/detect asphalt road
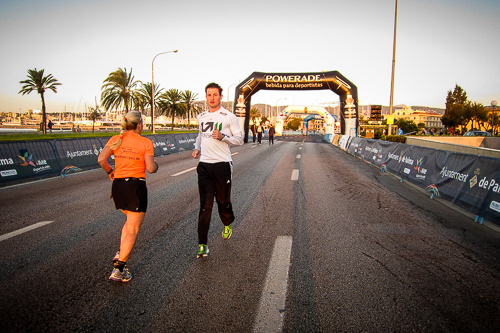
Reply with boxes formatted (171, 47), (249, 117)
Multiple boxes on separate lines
(1, 135), (499, 332)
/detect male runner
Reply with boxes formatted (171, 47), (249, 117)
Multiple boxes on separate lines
(192, 82), (243, 258)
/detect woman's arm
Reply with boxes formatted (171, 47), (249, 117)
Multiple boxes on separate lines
(98, 146), (115, 180)
(145, 155), (158, 174)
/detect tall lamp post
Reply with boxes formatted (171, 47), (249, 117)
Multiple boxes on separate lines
(388, 0), (398, 135)
(227, 83), (238, 112)
(492, 100), (498, 135)
(151, 50), (178, 134)
(276, 98), (287, 120)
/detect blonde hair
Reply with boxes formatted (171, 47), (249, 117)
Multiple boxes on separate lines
(109, 111), (142, 151)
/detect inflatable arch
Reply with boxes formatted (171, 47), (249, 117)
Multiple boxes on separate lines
(233, 71), (358, 143)
(275, 106), (340, 136)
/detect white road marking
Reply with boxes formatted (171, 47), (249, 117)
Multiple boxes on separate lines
(0, 221), (54, 242)
(171, 167), (196, 176)
(296, 154), (301, 159)
(231, 152), (239, 156)
(299, 147), (302, 150)
(253, 236), (293, 333)
(291, 169), (299, 181)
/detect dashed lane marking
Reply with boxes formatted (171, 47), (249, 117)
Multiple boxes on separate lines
(171, 167), (196, 176)
(291, 169), (299, 181)
(253, 236), (293, 333)
(0, 221), (54, 242)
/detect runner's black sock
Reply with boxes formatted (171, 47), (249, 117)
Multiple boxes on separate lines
(114, 261), (126, 272)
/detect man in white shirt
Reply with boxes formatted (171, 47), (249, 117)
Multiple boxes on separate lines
(192, 82), (243, 258)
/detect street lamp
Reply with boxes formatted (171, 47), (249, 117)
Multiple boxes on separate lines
(492, 100), (497, 135)
(276, 98), (287, 120)
(152, 50), (178, 134)
(227, 83), (238, 112)
(388, 0), (398, 135)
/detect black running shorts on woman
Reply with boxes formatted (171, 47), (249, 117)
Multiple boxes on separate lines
(112, 178), (148, 213)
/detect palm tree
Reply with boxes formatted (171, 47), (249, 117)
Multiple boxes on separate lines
(101, 68), (141, 114)
(18, 68), (61, 134)
(160, 89), (185, 131)
(250, 107), (261, 124)
(181, 90), (202, 130)
(138, 82), (164, 129)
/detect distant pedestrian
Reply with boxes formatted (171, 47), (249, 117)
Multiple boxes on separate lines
(48, 120), (53, 133)
(268, 124), (275, 145)
(192, 82), (243, 258)
(251, 123), (257, 143)
(98, 110), (159, 282)
(257, 123), (263, 144)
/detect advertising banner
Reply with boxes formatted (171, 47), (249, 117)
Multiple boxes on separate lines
(143, 135), (163, 157)
(54, 138), (105, 174)
(340, 135), (352, 151)
(174, 133), (197, 153)
(345, 138), (500, 224)
(0, 140), (61, 183)
(154, 134), (180, 155)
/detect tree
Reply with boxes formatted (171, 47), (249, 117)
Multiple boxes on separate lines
(442, 84), (469, 131)
(181, 90), (202, 130)
(468, 102), (488, 131)
(396, 119), (418, 134)
(101, 68), (141, 114)
(88, 98), (102, 133)
(160, 89), (184, 130)
(286, 118), (301, 131)
(250, 108), (261, 124)
(138, 82), (164, 128)
(18, 68), (61, 134)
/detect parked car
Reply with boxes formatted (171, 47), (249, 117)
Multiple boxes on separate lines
(463, 130), (492, 137)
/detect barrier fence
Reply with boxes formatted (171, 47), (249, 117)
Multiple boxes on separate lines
(0, 133), (198, 187)
(331, 134), (500, 225)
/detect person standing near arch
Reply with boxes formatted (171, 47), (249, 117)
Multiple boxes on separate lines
(192, 82), (243, 258)
(257, 122), (263, 145)
(251, 122), (257, 143)
(268, 123), (275, 145)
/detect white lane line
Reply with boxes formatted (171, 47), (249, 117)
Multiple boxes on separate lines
(299, 147), (302, 150)
(0, 221), (54, 242)
(253, 236), (293, 333)
(291, 169), (299, 181)
(296, 154), (301, 159)
(231, 152), (239, 156)
(171, 167), (196, 177)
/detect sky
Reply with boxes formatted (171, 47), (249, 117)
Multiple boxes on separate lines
(0, 0), (499, 114)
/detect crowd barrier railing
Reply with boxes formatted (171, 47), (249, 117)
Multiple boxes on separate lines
(330, 134), (500, 225)
(0, 133), (199, 187)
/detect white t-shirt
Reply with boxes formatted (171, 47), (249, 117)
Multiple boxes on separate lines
(195, 106), (243, 163)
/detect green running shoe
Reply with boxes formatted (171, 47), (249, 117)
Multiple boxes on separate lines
(197, 244), (209, 258)
(223, 224), (232, 240)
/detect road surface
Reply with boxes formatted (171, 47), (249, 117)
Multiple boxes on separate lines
(1, 135), (499, 332)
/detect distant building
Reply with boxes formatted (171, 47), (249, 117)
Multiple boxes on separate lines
(392, 106), (443, 129)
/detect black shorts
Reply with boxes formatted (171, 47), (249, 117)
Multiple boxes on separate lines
(111, 178), (148, 213)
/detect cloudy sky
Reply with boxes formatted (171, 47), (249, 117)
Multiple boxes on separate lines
(0, 0), (498, 114)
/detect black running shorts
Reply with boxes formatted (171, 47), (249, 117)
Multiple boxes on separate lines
(111, 178), (148, 213)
